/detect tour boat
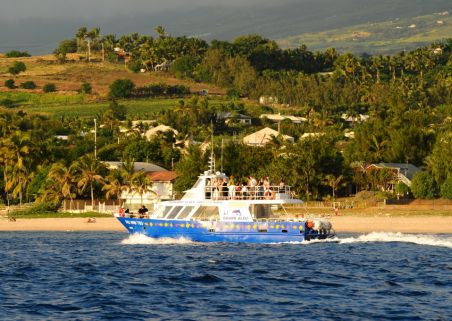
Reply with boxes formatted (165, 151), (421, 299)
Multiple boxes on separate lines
(115, 157), (335, 243)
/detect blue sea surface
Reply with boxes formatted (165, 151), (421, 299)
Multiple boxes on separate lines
(0, 231), (451, 321)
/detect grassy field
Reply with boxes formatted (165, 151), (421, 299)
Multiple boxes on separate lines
(0, 55), (224, 95)
(278, 13), (452, 54)
(0, 92), (231, 118)
(0, 55), (229, 118)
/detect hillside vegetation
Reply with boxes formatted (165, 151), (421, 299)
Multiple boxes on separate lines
(278, 12), (452, 54)
(0, 27), (450, 211)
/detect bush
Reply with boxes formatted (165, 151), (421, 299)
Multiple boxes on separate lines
(20, 81), (37, 89)
(5, 50), (31, 58)
(0, 99), (15, 108)
(4, 79), (15, 89)
(411, 171), (437, 199)
(11, 202), (59, 217)
(440, 176), (452, 199)
(109, 79), (135, 99)
(81, 82), (92, 94)
(171, 55), (199, 79)
(395, 182), (411, 198)
(8, 61), (26, 76)
(127, 60), (142, 73)
(43, 83), (57, 93)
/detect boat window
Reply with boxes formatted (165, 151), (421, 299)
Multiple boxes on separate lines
(166, 206), (183, 219)
(176, 206), (194, 220)
(155, 206), (171, 219)
(192, 206), (219, 220)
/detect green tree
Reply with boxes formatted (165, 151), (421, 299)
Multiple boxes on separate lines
(43, 83), (57, 93)
(132, 171), (155, 206)
(72, 154), (105, 207)
(440, 176), (452, 199)
(411, 171), (436, 199)
(109, 79), (135, 99)
(4, 79), (15, 89)
(80, 82), (92, 94)
(174, 146), (207, 193)
(8, 61), (26, 76)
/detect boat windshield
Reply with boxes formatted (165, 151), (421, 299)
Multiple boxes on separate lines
(192, 206), (219, 220)
(176, 206), (195, 220)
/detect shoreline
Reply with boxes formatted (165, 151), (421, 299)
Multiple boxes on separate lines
(0, 216), (452, 234)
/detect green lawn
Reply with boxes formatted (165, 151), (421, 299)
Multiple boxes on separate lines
(1, 91), (230, 118)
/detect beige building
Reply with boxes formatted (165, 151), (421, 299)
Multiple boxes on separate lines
(243, 127), (294, 146)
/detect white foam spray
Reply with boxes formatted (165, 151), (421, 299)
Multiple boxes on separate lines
(121, 234), (194, 245)
(336, 232), (452, 248)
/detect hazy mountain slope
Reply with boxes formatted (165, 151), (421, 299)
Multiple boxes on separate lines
(278, 12), (452, 54)
(0, 0), (450, 54)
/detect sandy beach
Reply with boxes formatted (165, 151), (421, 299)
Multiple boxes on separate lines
(0, 216), (451, 234)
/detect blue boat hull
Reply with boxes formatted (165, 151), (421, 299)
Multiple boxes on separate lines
(116, 217), (331, 243)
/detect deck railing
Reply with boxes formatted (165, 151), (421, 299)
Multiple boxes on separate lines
(204, 185), (293, 200)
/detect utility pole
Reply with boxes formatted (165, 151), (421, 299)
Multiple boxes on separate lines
(88, 39), (91, 62)
(94, 118), (97, 159)
(221, 138), (224, 173)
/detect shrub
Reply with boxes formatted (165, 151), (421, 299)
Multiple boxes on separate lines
(20, 81), (37, 89)
(8, 61), (26, 76)
(440, 176), (452, 199)
(5, 50), (31, 58)
(411, 171), (437, 199)
(127, 60), (142, 73)
(395, 182), (411, 198)
(81, 82), (92, 94)
(43, 83), (57, 93)
(171, 55), (198, 79)
(4, 79), (15, 89)
(0, 99), (15, 108)
(109, 79), (135, 99)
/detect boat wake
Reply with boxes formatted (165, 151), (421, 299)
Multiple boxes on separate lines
(336, 232), (452, 248)
(121, 234), (194, 245)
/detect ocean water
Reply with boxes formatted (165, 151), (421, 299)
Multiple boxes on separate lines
(0, 232), (451, 321)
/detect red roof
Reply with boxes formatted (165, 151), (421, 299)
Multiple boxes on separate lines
(147, 171), (177, 182)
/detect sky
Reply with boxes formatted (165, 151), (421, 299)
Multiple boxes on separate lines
(0, 0), (449, 54)
(0, 0), (265, 20)
(0, 0), (274, 54)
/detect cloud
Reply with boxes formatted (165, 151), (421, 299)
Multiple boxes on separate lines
(0, 0), (267, 20)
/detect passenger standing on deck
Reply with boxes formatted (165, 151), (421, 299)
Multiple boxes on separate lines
(257, 178), (264, 199)
(222, 177), (229, 199)
(249, 176), (257, 199)
(264, 176), (273, 199)
(229, 176), (235, 199)
(206, 179), (211, 199)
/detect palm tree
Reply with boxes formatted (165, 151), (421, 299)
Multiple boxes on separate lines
(48, 162), (76, 208)
(103, 169), (125, 205)
(132, 170), (155, 206)
(324, 174), (344, 200)
(76, 27), (88, 53)
(72, 154), (105, 208)
(86, 27), (100, 62)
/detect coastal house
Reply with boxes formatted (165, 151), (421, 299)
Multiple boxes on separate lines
(104, 161), (177, 210)
(341, 113), (370, 123)
(259, 96), (279, 105)
(217, 112), (252, 125)
(260, 113), (307, 124)
(243, 127), (294, 147)
(144, 125), (179, 141)
(352, 162), (420, 192)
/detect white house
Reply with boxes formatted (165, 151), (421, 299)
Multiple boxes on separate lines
(217, 112), (252, 125)
(243, 127), (294, 146)
(260, 113), (307, 124)
(144, 125), (179, 141)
